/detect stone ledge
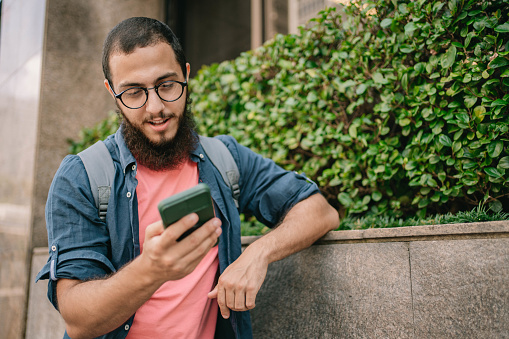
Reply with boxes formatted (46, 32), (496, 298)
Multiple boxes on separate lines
(241, 220), (509, 246)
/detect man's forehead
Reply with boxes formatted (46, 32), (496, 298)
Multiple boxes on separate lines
(108, 42), (182, 84)
(109, 41), (177, 62)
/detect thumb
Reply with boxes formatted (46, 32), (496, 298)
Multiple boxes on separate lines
(208, 285), (218, 299)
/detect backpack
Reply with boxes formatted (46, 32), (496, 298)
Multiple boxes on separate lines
(78, 136), (240, 221)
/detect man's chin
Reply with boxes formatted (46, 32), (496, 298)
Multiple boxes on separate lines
(144, 129), (177, 147)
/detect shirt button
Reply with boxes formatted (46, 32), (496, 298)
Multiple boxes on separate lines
(126, 192), (132, 198)
(125, 324), (130, 331)
(132, 165), (136, 171)
(51, 245), (57, 252)
(199, 154), (204, 159)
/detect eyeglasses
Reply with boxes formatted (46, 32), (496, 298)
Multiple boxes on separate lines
(110, 80), (187, 109)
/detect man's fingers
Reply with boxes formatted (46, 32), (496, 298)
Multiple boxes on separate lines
(207, 286), (218, 299)
(234, 291), (246, 311)
(159, 213), (199, 244)
(144, 220), (165, 240)
(225, 287), (235, 311)
(217, 286), (231, 319)
(141, 215), (221, 282)
(245, 288), (256, 310)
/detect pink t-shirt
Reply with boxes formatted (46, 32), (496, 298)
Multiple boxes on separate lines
(126, 159), (219, 339)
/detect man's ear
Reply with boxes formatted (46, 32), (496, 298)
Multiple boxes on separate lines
(104, 79), (115, 98)
(186, 63), (191, 82)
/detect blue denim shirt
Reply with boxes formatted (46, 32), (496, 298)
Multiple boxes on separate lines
(36, 128), (319, 339)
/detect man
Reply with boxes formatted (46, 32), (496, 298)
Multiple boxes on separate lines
(36, 17), (338, 339)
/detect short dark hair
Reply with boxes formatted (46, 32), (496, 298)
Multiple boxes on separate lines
(102, 17), (186, 84)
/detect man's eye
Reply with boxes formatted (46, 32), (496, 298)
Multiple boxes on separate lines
(125, 88), (143, 97)
(160, 82), (176, 90)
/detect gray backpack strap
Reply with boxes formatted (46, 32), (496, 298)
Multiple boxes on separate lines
(78, 141), (115, 221)
(199, 136), (240, 208)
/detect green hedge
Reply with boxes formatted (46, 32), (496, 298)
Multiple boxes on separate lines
(71, 0), (509, 221)
(191, 0), (509, 219)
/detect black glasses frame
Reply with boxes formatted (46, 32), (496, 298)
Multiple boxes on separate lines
(110, 80), (188, 109)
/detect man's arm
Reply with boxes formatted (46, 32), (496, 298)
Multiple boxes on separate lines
(208, 193), (338, 319)
(57, 214), (222, 339)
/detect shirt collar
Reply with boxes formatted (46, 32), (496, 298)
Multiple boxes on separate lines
(190, 133), (205, 162)
(114, 125), (137, 173)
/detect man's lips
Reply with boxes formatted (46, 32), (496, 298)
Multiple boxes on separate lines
(148, 117), (170, 125)
(146, 116), (174, 132)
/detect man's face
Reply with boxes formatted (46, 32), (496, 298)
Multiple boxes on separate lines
(105, 42), (190, 145)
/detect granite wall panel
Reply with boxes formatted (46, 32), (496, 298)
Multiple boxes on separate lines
(251, 242), (414, 339)
(410, 238), (509, 338)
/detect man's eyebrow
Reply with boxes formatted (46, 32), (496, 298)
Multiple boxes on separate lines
(118, 72), (180, 89)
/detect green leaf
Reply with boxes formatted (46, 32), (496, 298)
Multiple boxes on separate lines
(456, 113), (470, 124)
(373, 72), (389, 84)
(441, 45), (457, 69)
(401, 72), (408, 91)
(306, 91), (318, 102)
(381, 18), (393, 28)
(372, 191), (382, 201)
(491, 99), (508, 107)
(356, 83), (368, 95)
(348, 124), (357, 138)
(404, 22), (418, 34)
(488, 57), (509, 69)
(494, 22), (509, 33)
(438, 135), (453, 147)
(490, 200), (503, 213)
(338, 193), (353, 206)
(329, 177), (342, 186)
(488, 141), (503, 158)
(429, 155), (440, 164)
(462, 73), (472, 83)
(418, 198), (429, 208)
(465, 32), (475, 48)
(485, 167), (503, 178)
(399, 118), (411, 127)
(462, 177), (478, 186)
(473, 106), (486, 119)
(498, 156), (509, 169)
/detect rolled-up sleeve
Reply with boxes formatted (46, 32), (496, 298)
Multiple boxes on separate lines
(35, 155), (116, 309)
(217, 136), (320, 227)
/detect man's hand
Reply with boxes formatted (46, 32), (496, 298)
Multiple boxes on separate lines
(207, 246), (268, 319)
(140, 213), (222, 284)
(208, 193), (338, 319)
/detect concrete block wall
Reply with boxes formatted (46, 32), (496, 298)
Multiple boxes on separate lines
(28, 221), (509, 338)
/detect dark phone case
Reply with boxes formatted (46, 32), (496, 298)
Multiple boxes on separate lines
(157, 183), (215, 241)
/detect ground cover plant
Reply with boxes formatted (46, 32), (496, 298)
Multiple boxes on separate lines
(70, 0), (509, 232)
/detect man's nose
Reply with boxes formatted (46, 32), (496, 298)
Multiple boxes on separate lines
(145, 88), (165, 114)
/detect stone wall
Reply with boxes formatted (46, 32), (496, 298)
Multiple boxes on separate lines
(245, 221), (509, 338)
(28, 221), (509, 338)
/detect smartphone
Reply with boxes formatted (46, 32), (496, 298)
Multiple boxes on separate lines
(157, 183), (215, 241)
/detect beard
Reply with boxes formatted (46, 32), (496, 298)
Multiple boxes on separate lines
(118, 93), (198, 171)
